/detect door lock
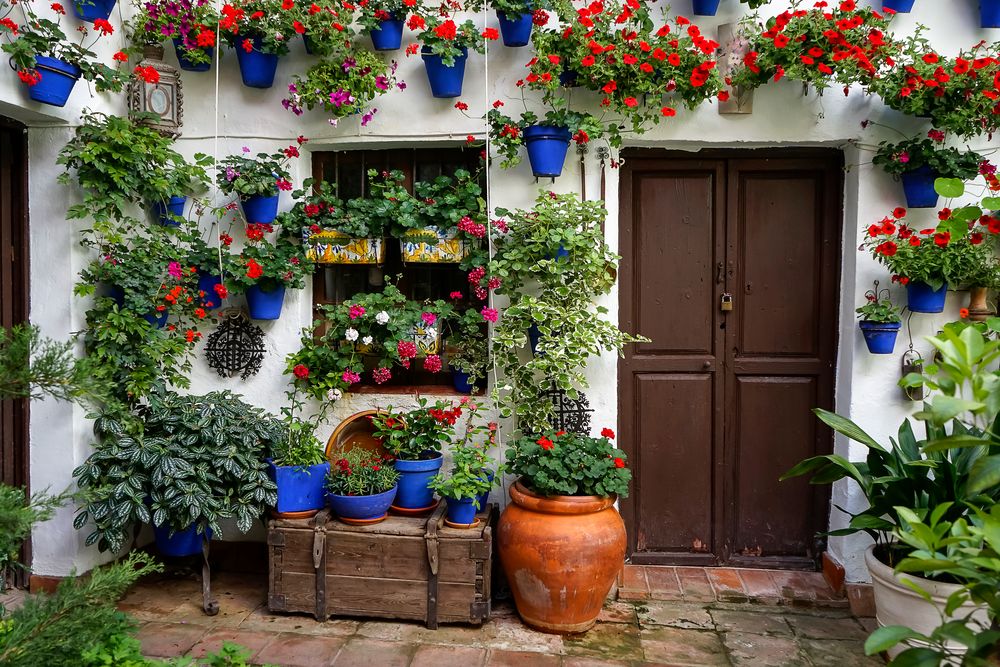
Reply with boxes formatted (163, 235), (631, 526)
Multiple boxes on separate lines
(720, 293), (733, 311)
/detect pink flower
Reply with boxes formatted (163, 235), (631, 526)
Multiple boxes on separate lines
(276, 178), (293, 191)
(341, 369), (361, 385)
(168, 261), (182, 278)
(397, 340), (418, 360)
(449, 291), (463, 300)
(423, 354), (442, 372)
(348, 304), (366, 320)
(897, 152), (910, 164)
(487, 277), (501, 290)
(481, 307), (499, 323)
(372, 367), (392, 384)
(468, 266), (486, 284)
(421, 312), (437, 326)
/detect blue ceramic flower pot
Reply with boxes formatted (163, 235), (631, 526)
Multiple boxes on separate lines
(559, 68), (579, 87)
(269, 462), (330, 515)
(452, 368), (475, 393)
(421, 46), (468, 98)
(246, 284), (286, 320)
(982, 0), (1000, 28)
(153, 523), (211, 558)
(445, 497), (478, 526)
(476, 470), (494, 510)
(72, 0), (115, 21)
(691, 0), (721, 15)
(859, 321), (901, 355)
(235, 38), (280, 88)
(370, 18), (405, 51)
(900, 165), (940, 209)
(906, 281), (947, 313)
(197, 272), (224, 310)
(523, 125), (572, 178)
(328, 485), (398, 522)
(497, 11), (533, 47)
(882, 0), (915, 12)
(152, 195), (187, 226)
(172, 38), (213, 72)
(242, 193), (279, 224)
(393, 453), (444, 510)
(27, 56), (80, 107)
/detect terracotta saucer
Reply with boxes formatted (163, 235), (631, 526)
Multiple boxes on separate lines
(337, 514), (388, 526)
(270, 509), (319, 520)
(444, 517), (481, 530)
(389, 499), (440, 517)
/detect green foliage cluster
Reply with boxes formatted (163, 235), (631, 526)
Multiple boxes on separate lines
(0, 486), (71, 586)
(856, 291), (901, 324)
(429, 400), (496, 504)
(0, 324), (108, 406)
(277, 178), (387, 239)
(283, 48), (399, 119)
(326, 448), (399, 496)
(371, 398), (462, 461)
(873, 135), (985, 179)
(447, 307), (489, 384)
(506, 429), (630, 498)
(224, 225), (314, 293)
(216, 146), (295, 198)
(274, 383), (329, 468)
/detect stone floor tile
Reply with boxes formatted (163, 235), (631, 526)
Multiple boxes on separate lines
(409, 644), (488, 667)
(160, 597), (259, 628)
(484, 614), (566, 653)
(137, 621), (209, 658)
(563, 622), (643, 662)
(640, 627), (730, 666)
(798, 638), (884, 666)
(562, 659), (632, 667)
(706, 569), (748, 602)
(355, 620), (424, 642)
(239, 607), (360, 636)
(186, 628), (275, 659)
(598, 601), (639, 624)
(736, 569), (782, 602)
(769, 571), (836, 602)
(484, 649), (561, 666)
(645, 567), (684, 601)
(621, 565), (650, 598)
(674, 569), (715, 602)
(254, 632), (346, 667)
(710, 609), (792, 636)
(723, 632), (808, 666)
(637, 602), (714, 630)
(118, 584), (189, 620)
(786, 614), (869, 641)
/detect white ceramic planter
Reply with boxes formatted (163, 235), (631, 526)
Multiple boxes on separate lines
(866, 544), (989, 660)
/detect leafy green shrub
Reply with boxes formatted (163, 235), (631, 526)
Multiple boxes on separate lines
(326, 449), (399, 496)
(0, 324), (107, 406)
(0, 486), (71, 587)
(506, 429), (630, 498)
(371, 399), (462, 461)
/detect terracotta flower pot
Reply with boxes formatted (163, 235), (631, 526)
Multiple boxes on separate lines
(497, 479), (625, 634)
(968, 286), (993, 322)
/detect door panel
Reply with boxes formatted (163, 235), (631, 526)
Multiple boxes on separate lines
(620, 150), (841, 568)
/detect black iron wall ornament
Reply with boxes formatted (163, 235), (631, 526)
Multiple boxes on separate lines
(204, 309), (266, 380)
(541, 385), (594, 434)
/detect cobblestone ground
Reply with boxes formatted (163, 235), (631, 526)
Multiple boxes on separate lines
(117, 572), (883, 667)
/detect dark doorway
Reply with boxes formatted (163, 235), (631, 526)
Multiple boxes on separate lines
(1, 116), (30, 586)
(618, 149), (842, 570)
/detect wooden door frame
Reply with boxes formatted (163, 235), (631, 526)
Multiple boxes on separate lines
(618, 147), (843, 568)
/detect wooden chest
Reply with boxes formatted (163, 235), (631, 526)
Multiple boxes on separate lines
(267, 503), (494, 628)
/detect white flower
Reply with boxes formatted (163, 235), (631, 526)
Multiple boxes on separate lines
(375, 311), (390, 325)
(362, 335), (373, 346)
(327, 389), (343, 402)
(345, 328), (359, 342)
(424, 327), (437, 339)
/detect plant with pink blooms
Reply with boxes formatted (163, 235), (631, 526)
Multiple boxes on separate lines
(282, 49), (403, 124)
(871, 128), (985, 179)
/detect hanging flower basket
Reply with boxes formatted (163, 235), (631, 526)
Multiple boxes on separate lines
(369, 17), (405, 51)
(304, 229), (385, 264)
(859, 321), (901, 354)
(25, 56), (81, 107)
(152, 195), (187, 227)
(691, 0), (721, 15)
(72, 0), (116, 22)
(235, 37), (280, 88)
(906, 281), (948, 313)
(883, 0), (915, 12)
(246, 283), (286, 320)
(172, 38), (213, 72)
(523, 125), (572, 178)
(421, 46), (468, 98)
(242, 192), (280, 224)
(900, 165), (940, 209)
(497, 11), (534, 47)
(399, 226), (469, 263)
(982, 0), (1000, 28)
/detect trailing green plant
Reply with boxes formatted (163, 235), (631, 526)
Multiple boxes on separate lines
(216, 140), (303, 200)
(0, 486), (70, 588)
(282, 49), (401, 123)
(0, 324), (108, 405)
(506, 428), (631, 498)
(326, 448), (399, 496)
(856, 283), (901, 324)
(872, 131), (986, 180)
(277, 178), (387, 239)
(430, 400), (496, 505)
(72, 389), (283, 552)
(370, 398), (463, 461)
(446, 307), (488, 384)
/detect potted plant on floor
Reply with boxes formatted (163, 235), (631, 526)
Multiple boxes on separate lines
(73, 387), (282, 554)
(227, 225), (312, 320)
(410, 9), (493, 98)
(269, 380), (332, 518)
(872, 130), (985, 209)
(219, 0), (295, 87)
(217, 140), (305, 224)
(356, 0), (415, 51)
(325, 448), (399, 524)
(128, 0), (219, 72)
(282, 48), (402, 124)
(289, 179), (388, 265)
(856, 281), (902, 355)
(499, 428), (631, 633)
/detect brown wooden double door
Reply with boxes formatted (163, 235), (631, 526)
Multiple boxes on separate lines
(618, 150), (842, 569)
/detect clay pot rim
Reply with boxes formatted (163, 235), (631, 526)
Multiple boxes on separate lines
(510, 479), (616, 515)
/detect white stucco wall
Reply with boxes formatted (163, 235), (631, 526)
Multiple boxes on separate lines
(2, 0), (997, 581)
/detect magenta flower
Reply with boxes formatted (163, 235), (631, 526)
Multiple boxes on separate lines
(348, 304), (366, 320)
(168, 261), (182, 278)
(481, 307), (498, 323)
(421, 312), (437, 326)
(342, 369), (361, 385)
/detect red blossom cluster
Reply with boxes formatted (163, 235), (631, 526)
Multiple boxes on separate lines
(429, 404), (463, 425)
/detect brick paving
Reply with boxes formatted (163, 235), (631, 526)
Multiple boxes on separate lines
(118, 568), (881, 666)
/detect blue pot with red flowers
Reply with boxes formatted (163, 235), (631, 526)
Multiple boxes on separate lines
(235, 37), (280, 88)
(246, 283), (286, 320)
(197, 272), (224, 310)
(269, 461), (331, 516)
(524, 125), (572, 178)
(691, 0), (721, 15)
(497, 11), (534, 47)
(421, 46), (467, 98)
(859, 321), (901, 355)
(172, 38), (213, 72)
(327, 485), (398, 524)
(25, 57), (81, 107)
(369, 17), (405, 51)
(906, 280), (948, 313)
(445, 496), (478, 526)
(152, 195), (187, 226)
(72, 0), (115, 21)
(900, 165), (940, 209)
(982, 0), (1000, 28)
(153, 523), (211, 558)
(393, 453), (444, 510)
(883, 0), (915, 12)
(242, 192), (279, 224)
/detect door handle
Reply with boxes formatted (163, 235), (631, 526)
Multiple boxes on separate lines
(702, 361), (712, 370)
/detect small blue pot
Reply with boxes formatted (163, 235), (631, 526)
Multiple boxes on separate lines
(476, 470), (494, 510)
(445, 497), (478, 526)
(882, 0), (915, 11)
(370, 18), (405, 51)
(235, 38), (280, 88)
(269, 462), (330, 514)
(328, 486), (398, 522)
(528, 323), (543, 356)
(452, 368), (475, 393)
(421, 46), (468, 98)
(900, 165), (940, 209)
(906, 281), (948, 314)
(153, 524), (211, 558)
(172, 38), (213, 72)
(523, 125), (572, 178)
(246, 284), (286, 320)
(860, 321), (901, 355)
(393, 453), (444, 510)
(72, 0), (115, 21)
(559, 69), (579, 87)
(152, 195), (187, 226)
(197, 272), (224, 310)
(982, 0), (1000, 28)
(497, 11), (534, 47)
(242, 193), (279, 224)
(27, 57), (81, 107)
(691, 0), (721, 15)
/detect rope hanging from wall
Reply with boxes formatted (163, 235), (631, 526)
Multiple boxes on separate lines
(204, 309), (266, 380)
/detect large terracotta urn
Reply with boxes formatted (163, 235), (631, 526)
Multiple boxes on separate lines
(497, 479), (626, 634)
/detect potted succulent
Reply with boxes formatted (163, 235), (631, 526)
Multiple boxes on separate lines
(219, 0), (295, 88)
(371, 399), (461, 512)
(490, 0), (543, 47)
(286, 180), (388, 265)
(1, 6), (130, 107)
(871, 130), (985, 209)
(499, 428), (631, 633)
(356, 0), (416, 51)
(226, 226), (312, 320)
(129, 0), (219, 72)
(282, 48), (401, 124)
(217, 140), (305, 224)
(409, 10), (493, 98)
(325, 448), (399, 525)
(856, 281), (902, 355)
(269, 381), (331, 518)
(72, 388), (282, 555)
